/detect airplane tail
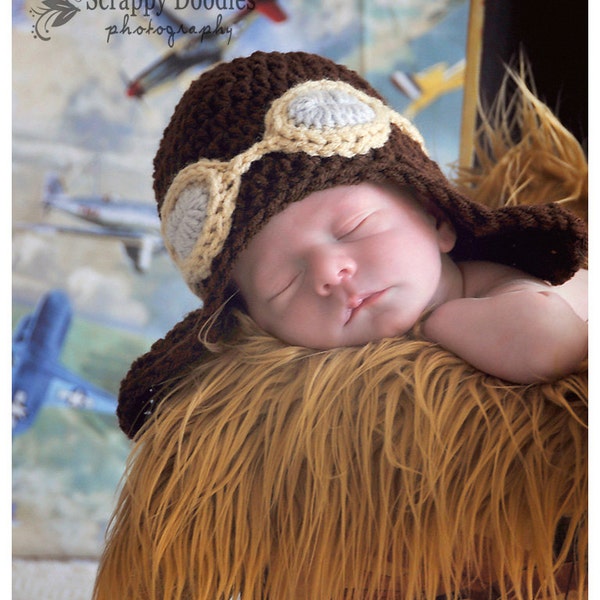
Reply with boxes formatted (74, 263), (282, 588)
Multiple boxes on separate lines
(42, 172), (64, 207)
(255, 0), (287, 22)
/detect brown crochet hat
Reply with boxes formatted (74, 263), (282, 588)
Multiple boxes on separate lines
(118, 51), (587, 438)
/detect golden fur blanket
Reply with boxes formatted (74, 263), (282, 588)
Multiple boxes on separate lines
(93, 72), (587, 599)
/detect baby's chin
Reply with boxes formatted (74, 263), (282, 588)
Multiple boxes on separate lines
(291, 328), (409, 350)
(341, 320), (415, 347)
(271, 312), (418, 349)
(275, 331), (361, 351)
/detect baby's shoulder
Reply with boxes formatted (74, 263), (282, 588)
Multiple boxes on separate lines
(458, 261), (544, 298)
(459, 261), (588, 321)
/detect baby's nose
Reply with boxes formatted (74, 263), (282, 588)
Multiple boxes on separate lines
(309, 248), (357, 296)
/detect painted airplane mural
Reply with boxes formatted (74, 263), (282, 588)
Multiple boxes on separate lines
(14, 173), (163, 273)
(125, 0), (287, 98)
(12, 290), (117, 436)
(391, 59), (465, 118)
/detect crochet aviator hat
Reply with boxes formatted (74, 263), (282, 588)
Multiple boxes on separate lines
(118, 51), (587, 438)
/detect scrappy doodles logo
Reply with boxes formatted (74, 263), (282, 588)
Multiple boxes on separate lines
(29, 0), (254, 45)
(30, 0), (81, 41)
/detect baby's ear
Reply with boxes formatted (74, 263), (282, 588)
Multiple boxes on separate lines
(417, 193), (456, 253)
(436, 218), (457, 253)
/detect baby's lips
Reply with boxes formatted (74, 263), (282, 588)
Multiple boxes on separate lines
(344, 289), (387, 324)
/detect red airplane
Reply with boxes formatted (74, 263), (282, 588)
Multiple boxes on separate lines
(125, 0), (287, 98)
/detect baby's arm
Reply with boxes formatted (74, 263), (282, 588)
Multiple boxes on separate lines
(422, 279), (587, 384)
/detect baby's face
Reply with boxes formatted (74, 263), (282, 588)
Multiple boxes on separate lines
(232, 182), (454, 349)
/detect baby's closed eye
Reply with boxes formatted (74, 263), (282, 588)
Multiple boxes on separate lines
(269, 272), (302, 302)
(336, 211), (380, 240)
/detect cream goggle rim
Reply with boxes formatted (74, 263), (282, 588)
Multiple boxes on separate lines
(160, 79), (426, 296)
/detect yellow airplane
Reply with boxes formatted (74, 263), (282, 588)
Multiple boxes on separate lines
(391, 59), (465, 118)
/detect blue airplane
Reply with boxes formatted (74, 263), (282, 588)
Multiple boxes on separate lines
(12, 290), (118, 436)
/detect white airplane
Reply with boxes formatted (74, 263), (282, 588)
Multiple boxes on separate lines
(15, 173), (164, 273)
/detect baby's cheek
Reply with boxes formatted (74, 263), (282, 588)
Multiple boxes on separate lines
(366, 310), (404, 341)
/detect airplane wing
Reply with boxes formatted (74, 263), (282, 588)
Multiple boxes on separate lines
(14, 222), (164, 272)
(13, 360), (118, 436)
(392, 60), (465, 118)
(143, 4), (192, 46)
(14, 221), (160, 241)
(12, 290), (118, 436)
(148, 4), (189, 30)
